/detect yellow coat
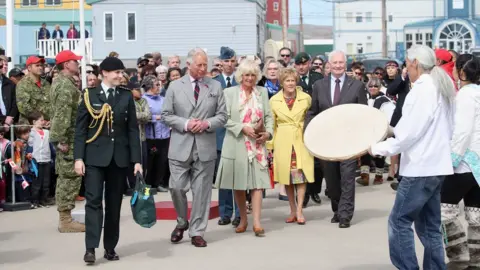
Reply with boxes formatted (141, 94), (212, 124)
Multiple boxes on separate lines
(268, 88), (314, 185)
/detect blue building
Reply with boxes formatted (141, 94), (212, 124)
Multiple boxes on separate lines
(333, 0), (480, 58)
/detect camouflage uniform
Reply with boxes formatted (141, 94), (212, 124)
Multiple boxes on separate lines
(50, 73), (84, 233)
(16, 75), (51, 123)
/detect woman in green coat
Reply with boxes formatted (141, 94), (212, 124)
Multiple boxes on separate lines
(215, 60), (274, 237)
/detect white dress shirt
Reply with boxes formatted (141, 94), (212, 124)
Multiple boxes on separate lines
(101, 82), (115, 98)
(0, 78), (6, 116)
(371, 74), (454, 177)
(330, 73), (346, 104)
(223, 73), (234, 87)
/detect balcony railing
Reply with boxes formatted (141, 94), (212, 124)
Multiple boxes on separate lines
(37, 38), (93, 64)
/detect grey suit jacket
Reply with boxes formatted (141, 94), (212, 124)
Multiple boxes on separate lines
(161, 74), (228, 162)
(305, 74), (368, 129)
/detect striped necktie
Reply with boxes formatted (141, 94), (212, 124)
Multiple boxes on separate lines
(194, 80), (200, 101)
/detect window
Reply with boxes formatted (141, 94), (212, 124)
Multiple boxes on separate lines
(388, 15), (393, 22)
(45, 0), (61, 5)
(273, 20), (279, 25)
(346, 43), (354, 54)
(406, 33), (413, 49)
(346, 12), (353, 22)
(104, 12), (114, 41)
(356, 13), (363, 23)
(415, 33), (423, 45)
(126, 12), (136, 41)
(366, 42), (373, 53)
(22, 0), (37, 6)
(273, 2), (279, 11)
(366, 12), (372, 22)
(426, 33), (433, 48)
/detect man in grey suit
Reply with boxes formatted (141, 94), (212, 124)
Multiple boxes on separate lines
(161, 48), (228, 247)
(305, 50), (368, 229)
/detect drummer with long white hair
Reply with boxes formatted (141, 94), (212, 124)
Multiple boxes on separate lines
(370, 45), (455, 269)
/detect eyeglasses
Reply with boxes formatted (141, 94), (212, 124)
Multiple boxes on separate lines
(86, 70), (93, 74)
(280, 54), (290, 57)
(313, 62), (323, 66)
(355, 72), (363, 75)
(368, 84), (380, 88)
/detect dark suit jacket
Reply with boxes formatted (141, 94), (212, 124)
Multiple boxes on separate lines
(74, 85), (141, 168)
(0, 76), (19, 123)
(213, 73), (238, 151)
(298, 71), (324, 96)
(305, 74), (368, 129)
(386, 74), (410, 127)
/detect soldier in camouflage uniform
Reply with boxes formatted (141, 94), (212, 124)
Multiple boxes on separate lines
(16, 56), (51, 125)
(49, 50), (84, 233)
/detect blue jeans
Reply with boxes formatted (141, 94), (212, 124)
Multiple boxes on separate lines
(219, 189), (239, 218)
(388, 176), (446, 270)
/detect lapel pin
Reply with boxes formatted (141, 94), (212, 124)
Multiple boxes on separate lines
(116, 91), (119, 94)
(100, 90), (104, 94)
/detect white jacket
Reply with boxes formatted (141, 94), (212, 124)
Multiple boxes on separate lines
(371, 74), (454, 177)
(451, 83), (480, 183)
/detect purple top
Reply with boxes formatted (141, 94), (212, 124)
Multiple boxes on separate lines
(143, 93), (170, 139)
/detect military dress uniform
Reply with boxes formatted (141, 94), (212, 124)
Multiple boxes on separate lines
(74, 57), (141, 263)
(294, 52), (324, 207)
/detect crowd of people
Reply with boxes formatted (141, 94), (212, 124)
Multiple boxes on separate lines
(0, 42), (478, 269)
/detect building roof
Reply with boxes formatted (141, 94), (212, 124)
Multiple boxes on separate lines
(0, 8), (92, 24)
(87, 0), (260, 3)
(404, 18), (445, 29)
(266, 23), (299, 34)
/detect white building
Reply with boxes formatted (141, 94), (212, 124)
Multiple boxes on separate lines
(87, 0), (266, 64)
(333, 0), (480, 59)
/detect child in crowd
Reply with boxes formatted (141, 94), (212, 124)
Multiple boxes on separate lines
(27, 111), (54, 207)
(11, 125), (35, 207)
(0, 128), (10, 212)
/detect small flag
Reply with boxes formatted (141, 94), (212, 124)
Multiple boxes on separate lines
(21, 180), (29, 190)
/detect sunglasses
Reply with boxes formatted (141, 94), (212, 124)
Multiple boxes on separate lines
(313, 62), (323, 66)
(375, 72), (383, 75)
(214, 64), (222, 67)
(86, 70), (94, 74)
(280, 54), (290, 57)
(355, 72), (363, 75)
(368, 84), (380, 88)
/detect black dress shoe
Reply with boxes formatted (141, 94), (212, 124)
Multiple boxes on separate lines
(84, 249), (95, 265)
(339, 220), (351, 228)
(311, 193), (322, 204)
(232, 217), (241, 227)
(104, 249), (119, 261)
(302, 195), (310, 208)
(331, 215), (339, 223)
(218, 217), (231, 226)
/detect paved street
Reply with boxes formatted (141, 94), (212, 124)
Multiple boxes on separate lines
(0, 181), (430, 270)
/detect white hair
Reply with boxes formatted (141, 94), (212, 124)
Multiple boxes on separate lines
(186, 48), (207, 64)
(155, 65), (168, 73)
(407, 45), (455, 104)
(235, 60), (262, 84)
(328, 50), (347, 63)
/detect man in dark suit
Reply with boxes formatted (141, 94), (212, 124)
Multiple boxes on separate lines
(213, 46), (240, 227)
(294, 52), (323, 207)
(74, 57), (142, 264)
(0, 62), (19, 128)
(305, 50), (368, 229)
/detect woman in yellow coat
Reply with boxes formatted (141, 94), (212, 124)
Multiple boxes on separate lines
(269, 68), (314, 224)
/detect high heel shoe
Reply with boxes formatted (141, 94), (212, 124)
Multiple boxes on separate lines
(285, 216), (297, 223)
(253, 226), (265, 237)
(297, 217), (306, 225)
(235, 223), (248, 233)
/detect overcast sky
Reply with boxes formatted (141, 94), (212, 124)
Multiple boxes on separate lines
(289, 0), (333, 26)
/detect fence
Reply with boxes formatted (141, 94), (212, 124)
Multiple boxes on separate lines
(37, 38), (93, 64)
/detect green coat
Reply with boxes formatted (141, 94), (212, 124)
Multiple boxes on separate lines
(16, 75), (51, 123)
(215, 85), (274, 190)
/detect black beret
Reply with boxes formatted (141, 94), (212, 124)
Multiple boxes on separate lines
(100, 57), (125, 72)
(295, 52), (311, 65)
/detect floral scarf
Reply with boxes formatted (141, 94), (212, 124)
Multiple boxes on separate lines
(239, 87), (268, 168)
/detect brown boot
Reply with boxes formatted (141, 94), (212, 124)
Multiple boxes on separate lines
(356, 166), (370, 186)
(58, 210), (86, 233)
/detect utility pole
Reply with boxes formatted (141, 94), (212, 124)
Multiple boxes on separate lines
(381, 0), (387, 57)
(6, 0), (14, 71)
(281, 0), (288, 47)
(299, 0), (305, 52)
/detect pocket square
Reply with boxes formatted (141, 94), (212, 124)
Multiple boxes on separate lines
(209, 92), (218, 97)
(93, 103), (102, 106)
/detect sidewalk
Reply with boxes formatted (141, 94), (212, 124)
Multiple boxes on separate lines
(0, 182), (427, 270)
